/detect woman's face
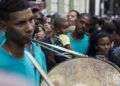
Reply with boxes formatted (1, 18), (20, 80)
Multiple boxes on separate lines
(96, 36), (112, 55)
(67, 11), (77, 26)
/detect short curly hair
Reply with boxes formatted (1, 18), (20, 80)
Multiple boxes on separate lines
(0, 0), (30, 21)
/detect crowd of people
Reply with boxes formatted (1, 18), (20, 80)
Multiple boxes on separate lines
(0, 0), (120, 86)
(31, 4), (120, 69)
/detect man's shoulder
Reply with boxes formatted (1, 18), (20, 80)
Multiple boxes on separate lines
(31, 42), (47, 72)
(31, 42), (45, 58)
(31, 42), (42, 50)
(0, 46), (7, 55)
(0, 46), (14, 66)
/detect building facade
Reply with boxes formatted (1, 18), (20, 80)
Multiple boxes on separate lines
(45, 0), (90, 16)
(91, 0), (120, 16)
(36, 0), (120, 16)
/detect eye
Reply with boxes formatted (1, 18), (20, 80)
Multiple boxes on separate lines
(29, 18), (33, 23)
(15, 21), (26, 26)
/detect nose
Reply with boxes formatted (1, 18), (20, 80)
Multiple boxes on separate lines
(25, 21), (35, 33)
(68, 16), (71, 19)
(67, 15), (72, 20)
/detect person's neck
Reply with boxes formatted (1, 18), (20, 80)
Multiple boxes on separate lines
(3, 41), (25, 58)
(72, 31), (83, 40)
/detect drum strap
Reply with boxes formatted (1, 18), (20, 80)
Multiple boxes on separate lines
(97, 58), (120, 73)
(25, 50), (54, 86)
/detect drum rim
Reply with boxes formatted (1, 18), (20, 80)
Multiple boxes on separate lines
(42, 57), (120, 86)
(49, 57), (120, 73)
(96, 57), (120, 73)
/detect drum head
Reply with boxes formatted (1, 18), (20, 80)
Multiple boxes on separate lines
(41, 58), (120, 86)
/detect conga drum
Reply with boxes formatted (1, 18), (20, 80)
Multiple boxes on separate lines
(41, 58), (120, 86)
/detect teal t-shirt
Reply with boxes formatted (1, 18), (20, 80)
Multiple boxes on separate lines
(0, 42), (47, 86)
(68, 33), (90, 54)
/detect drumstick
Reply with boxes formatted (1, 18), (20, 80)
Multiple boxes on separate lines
(32, 39), (88, 58)
(25, 51), (54, 86)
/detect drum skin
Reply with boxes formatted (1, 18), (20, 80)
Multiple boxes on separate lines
(41, 58), (120, 86)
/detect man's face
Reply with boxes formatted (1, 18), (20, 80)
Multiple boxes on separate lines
(67, 11), (77, 25)
(5, 8), (35, 45)
(79, 16), (90, 32)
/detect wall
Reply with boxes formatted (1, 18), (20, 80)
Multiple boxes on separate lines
(46, 0), (90, 16)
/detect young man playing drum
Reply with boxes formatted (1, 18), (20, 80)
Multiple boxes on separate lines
(0, 0), (47, 86)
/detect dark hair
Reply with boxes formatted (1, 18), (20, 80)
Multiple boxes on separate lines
(46, 15), (52, 18)
(0, 0), (30, 21)
(92, 31), (110, 44)
(112, 19), (120, 35)
(79, 13), (91, 20)
(69, 10), (80, 19)
(53, 17), (67, 34)
(102, 22), (117, 35)
(54, 18), (65, 27)
(29, 1), (40, 13)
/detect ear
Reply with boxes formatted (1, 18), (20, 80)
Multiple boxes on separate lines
(0, 21), (7, 30)
(0, 21), (7, 27)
